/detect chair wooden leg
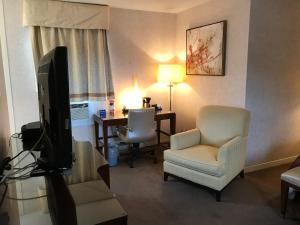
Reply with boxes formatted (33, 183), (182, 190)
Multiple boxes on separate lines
(240, 170), (245, 178)
(281, 180), (289, 217)
(216, 191), (221, 202)
(164, 172), (169, 181)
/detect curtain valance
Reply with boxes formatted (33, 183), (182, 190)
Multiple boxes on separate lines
(23, 0), (110, 30)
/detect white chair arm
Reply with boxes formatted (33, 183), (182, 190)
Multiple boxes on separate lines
(217, 136), (247, 172)
(170, 128), (201, 150)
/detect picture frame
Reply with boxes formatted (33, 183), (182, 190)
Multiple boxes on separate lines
(186, 20), (227, 76)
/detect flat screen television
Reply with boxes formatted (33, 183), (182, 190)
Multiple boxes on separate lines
(37, 46), (72, 171)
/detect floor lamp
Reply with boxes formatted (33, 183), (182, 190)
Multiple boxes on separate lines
(157, 64), (185, 111)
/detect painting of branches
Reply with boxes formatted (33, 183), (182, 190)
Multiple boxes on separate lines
(186, 21), (226, 76)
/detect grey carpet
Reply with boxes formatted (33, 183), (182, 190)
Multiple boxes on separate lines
(110, 155), (300, 225)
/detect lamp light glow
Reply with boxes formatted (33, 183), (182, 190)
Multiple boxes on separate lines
(120, 77), (143, 109)
(157, 64), (185, 111)
(157, 64), (185, 84)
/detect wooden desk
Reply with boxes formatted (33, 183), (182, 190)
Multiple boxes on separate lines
(93, 111), (176, 159)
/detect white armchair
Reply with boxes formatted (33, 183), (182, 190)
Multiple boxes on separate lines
(163, 105), (250, 201)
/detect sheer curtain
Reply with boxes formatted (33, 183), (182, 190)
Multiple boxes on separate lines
(30, 26), (114, 102)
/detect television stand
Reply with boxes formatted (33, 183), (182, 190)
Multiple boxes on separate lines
(46, 175), (127, 225)
(45, 151), (127, 225)
(10, 138), (127, 225)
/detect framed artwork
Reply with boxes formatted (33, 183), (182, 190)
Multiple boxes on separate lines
(186, 20), (227, 76)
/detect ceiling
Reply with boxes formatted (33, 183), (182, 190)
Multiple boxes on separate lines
(62, 0), (211, 13)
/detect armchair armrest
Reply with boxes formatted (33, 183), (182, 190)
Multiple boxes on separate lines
(170, 128), (201, 150)
(217, 136), (247, 172)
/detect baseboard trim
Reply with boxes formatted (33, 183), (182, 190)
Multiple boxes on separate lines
(245, 155), (298, 173)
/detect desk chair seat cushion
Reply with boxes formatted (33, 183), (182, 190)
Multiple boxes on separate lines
(118, 128), (156, 143)
(164, 145), (224, 177)
(281, 166), (300, 187)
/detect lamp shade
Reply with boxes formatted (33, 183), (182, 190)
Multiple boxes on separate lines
(157, 64), (185, 84)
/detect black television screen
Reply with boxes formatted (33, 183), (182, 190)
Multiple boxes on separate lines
(37, 46), (72, 170)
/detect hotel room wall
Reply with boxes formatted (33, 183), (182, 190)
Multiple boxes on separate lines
(108, 8), (176, 113)
(108, 8), (177, 135)
(245, 0), (300, 166)
(2, 0), (39, 132)
(174, 0), (251, 132)
(0, 41), (20, 225)
(0, 39), (10, 164)
(2, 2), (43, 214)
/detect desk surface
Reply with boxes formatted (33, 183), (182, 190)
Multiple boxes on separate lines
(93, 110), (175, 122)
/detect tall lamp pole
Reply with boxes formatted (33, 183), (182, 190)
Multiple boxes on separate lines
(169, 83), (173, 111)
(157, 64), (185, 112)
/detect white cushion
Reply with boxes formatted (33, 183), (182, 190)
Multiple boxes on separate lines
(197, 105), (250, 147)
(281, 166), (300, 187)
(164, 145), (224, 177)
(164, 161), (225, 191)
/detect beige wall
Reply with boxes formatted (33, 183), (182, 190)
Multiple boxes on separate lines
(109, 8), (177, 112)
(174, 0), (251, 131)
(0, 42), (20, 225)
(3, 0), (39, 132)
(0, 40), (10, 158)
(245, 0), (300, 165)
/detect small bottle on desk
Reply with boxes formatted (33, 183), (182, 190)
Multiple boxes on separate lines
(109, 99), (115, 116)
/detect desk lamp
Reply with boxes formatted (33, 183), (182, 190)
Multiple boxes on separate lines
(157, 64), (185, 111)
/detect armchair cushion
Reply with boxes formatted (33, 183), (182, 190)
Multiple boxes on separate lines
(164, 145), (224, 177)
(170, 129), (201, 150)
(197, 105), (250, 147)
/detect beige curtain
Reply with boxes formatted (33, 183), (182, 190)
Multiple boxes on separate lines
(30, 27), (114, 101)
(65, 140), (101, 185)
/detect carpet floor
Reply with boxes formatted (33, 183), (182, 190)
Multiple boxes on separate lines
(110, 155), (300, 225)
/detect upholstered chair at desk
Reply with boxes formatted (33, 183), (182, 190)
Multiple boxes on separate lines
(163, 105), (250, 201)
(117, 108), (156, 168)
